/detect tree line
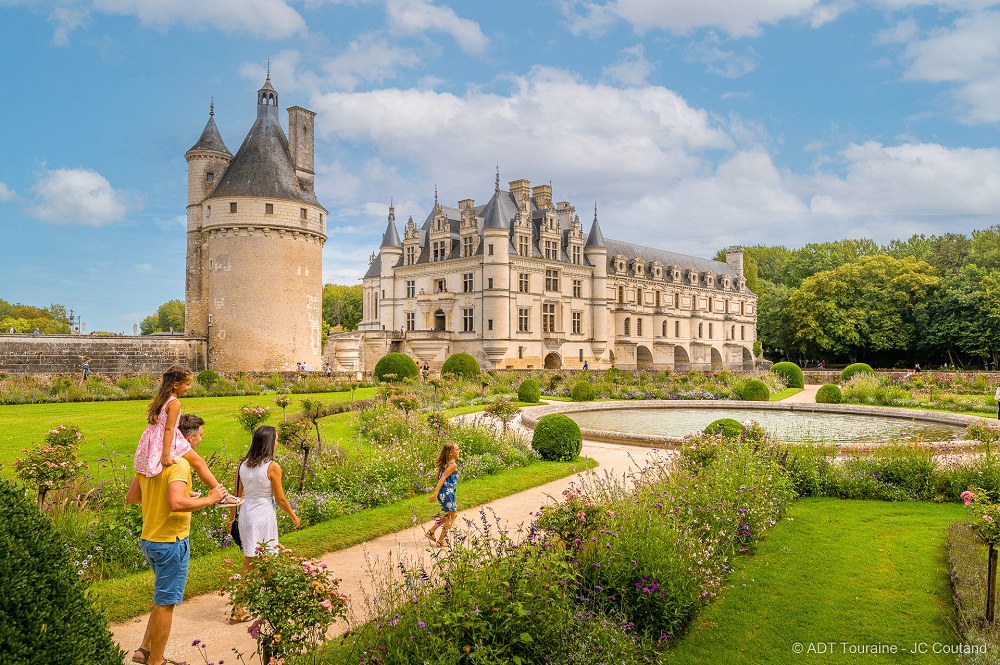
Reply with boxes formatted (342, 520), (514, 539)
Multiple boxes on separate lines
(0, 300), (70, 334)
(716, 225), (1000, 368)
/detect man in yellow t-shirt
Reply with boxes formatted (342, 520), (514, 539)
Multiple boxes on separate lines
(126, 425), (226, 665)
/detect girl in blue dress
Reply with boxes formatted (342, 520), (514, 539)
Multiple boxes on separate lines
(426, 441), (460, 547)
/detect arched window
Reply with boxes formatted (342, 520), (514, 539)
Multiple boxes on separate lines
(624, 317), (631, 336)
(698, 322), (703, 338)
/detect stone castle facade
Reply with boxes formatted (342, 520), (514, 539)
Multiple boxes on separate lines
(184, 76), (327, 371)
(326, 174), (757, 372)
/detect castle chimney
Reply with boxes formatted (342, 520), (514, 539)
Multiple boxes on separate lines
(725, 246), (745, 277)
(531, 184), (552, 209)
(287, 106), (316, 196)
(508, 179), (530, 212)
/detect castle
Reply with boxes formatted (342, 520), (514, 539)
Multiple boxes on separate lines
(183, 75), (327, 371)
(326, 173), (758, 372)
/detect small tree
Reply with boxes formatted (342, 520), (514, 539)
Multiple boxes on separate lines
(13, 425), (87, 510)
(273, 393), (292, 420)
(278, 419), (316, 492)
(962, 488), (1000, 622)
(483, 395), (521, 431)
(236, 404), (271, 436)
(299, 398), (327, 449)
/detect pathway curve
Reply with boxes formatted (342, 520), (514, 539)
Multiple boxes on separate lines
(111, 410), (660, 664)
(781, 384), (819, 403)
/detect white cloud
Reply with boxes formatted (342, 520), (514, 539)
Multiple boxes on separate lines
(685, 34), (758, 78)
(874, 16), (919, 45)
(0, 182), (15, 201)
(29, 167), (131, 226)
(385, 0), (489, 54)
(602, 45), (655, 86)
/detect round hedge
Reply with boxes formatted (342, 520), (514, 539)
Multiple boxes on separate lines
(196, 369), (220, 387)
(740, 379), (770, 401)
(441, 353), (481, 379)
(841, 362), (875, 382)
(531, 414), (583, 461)
(0, 479), (125, 664)
(816, 384), (843, 404)
(705, 418), (743, 438)
(570, 381), (596, 402)
(518, 379), (541, 403)
(770, 362), (804, 389)
(374, 353), (419, 382)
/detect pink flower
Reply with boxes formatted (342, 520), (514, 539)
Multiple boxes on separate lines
(576, 511), (587, 522)
(248, 618), (263, 640)
(319, 599), (332, 612)
(985, 516), (993, 522)
(961, 490), (975, 506)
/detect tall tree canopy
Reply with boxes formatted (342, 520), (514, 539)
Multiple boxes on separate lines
(322, 284), (363, 331)
(139, 300), (185, 335)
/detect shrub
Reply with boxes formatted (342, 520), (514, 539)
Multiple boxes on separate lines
(740, 379), (770, 401)
(816, 384), (842, 404)
(0, 478), (125, 665)
(841, 362), (875, 382)
(705, 418), (743, 439)
(440, 353), (481, 378)
(531, 414), (583, 461)
(770, 362), (804, 389)
(196, 369), (220, 387)
(374, 352), (419, 382)
(517, 379), (541, 403)
(570, 381), (596, 402)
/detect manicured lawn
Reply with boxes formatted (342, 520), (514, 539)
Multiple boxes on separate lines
(0, 389), (378, 476)
(665, 498), (964, 664)
(770, 387), (804, 401)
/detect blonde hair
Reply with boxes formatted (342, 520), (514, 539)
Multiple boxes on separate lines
(435, 441), (459, 472)
(147, 365), (193, 424)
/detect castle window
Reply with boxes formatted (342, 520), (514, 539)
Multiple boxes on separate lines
(265, 203), (274, 215)
(518, 308), (530, 333)
(488, 319), (493, 331)
(708, 297), (714, 312)
(741, 302), (745, 315)
(618, 286), (624, 302)
(572, 311), (582, 335)
(542, 303), (556, 333)
(544, 240), (559, 260)
(731, 325), (736, 340)
(488, 244), (494, 256)
(518, 273), (529, 293)
(518, 346), (524, 359)
(674, 293), (680, 309)
(518, 236), (530, 257)
(662, 321), (667, 337)
(462, 236), (475, 257)
(624, 317), (630, 336)
(406, 312), (415, 331)
(434, 310), (446, 330)
(572, 245), (582, 265)
(435, 279), (446, 293)
(206, 171), (214, 182)
(462, 308), (474, 332)
(230, 202), (237, 213)
(636, 288), (643, 306)
(698, 322), (703, 338)
(463, 273), (473, 292)
(406, 247), (416, 265)
(741, 325), (745, 340)
(300, 208), (308, 220)
(655, 291), (661, 307)
(545, 269), (559, 292)
(708, 322), (713, 339)
(579, 349), (584, 362)
(637, 318), (643, 336)
(675, 320), (680, 337)
(487, 278), (494, 289)
(572, 279), (582, 298)
(406, 280), (415, 298)
(206, 206), (211, 217)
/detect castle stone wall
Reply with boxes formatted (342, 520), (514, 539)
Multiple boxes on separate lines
(0, 336), (207, 375)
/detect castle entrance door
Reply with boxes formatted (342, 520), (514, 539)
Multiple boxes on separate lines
(544, 352), (562, 369)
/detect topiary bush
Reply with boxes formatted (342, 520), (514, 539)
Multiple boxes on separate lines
(705, 418), (743, 438)
(440, 353), (481, 379)
(740, 379), (770, 401)
(196, 369), (220, 388)
(570, 381), (596, 402)
(531, 414), (583, 461)
(518, 379), (541, 404)
(816, 384), (843, 404)
(374, 353), (419, 382)
(770, 362), (804, 389)
(841, 362), (875, 382)
(0, 478), (125, 664)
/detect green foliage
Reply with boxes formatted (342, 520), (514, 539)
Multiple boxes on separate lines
(739, 378), (770, 401)
(139, 299), (184, 335)
(322, 283), (363, 331)
(967, 422), (1000, 445)
(0, 478), (125, 665)
(196, 369), (220, 387)
(815, 384), (843, 404)
(570, 380), (596, 401)
(770, 361), (804, 389)
(841, 362), (875, 382)
(531, 414), (582, 462)
(0, 299), (71, 334)
(235, 404), (271, 435)
(705, 418), (743, 438)
(374, 352), (419, 382)
(482, 396), (521, 429)
(440, 352), (481, 378)
(517, 378), (541, 403)
(13, 425), (87, 509)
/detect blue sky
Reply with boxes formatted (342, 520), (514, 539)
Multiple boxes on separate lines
(1, 0), (999, 332)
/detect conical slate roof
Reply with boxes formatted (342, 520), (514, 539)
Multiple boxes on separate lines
(381, 218), (402, 248)
(585, 208), (606, 249)
(481, 189), (518, 229)
(187, 114), (231, 157)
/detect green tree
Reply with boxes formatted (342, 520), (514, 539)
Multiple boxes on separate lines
(322, 284), (363, 331)
(970, 225), (1000, 270)
(913, 265), (1000, 367)
(787, 255), (939, 361)
(139, 299), (185, 335)
(787, 239), (881, 286)
(755, 280), (794, 360)
(0, 299), (71, 333)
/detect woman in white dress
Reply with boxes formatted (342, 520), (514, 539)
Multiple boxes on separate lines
(227, 425), (300, 622)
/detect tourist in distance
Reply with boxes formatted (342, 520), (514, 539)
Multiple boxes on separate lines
(227, 425), (300, 623)
(125, 411), (226, 665)
(133, 365), (234, 506)
(425, 441), (460, 548)
(79, 356), (91, 387)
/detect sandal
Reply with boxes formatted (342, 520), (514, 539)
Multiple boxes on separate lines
(131, 647), (150, 664)
(162, 660), (188, 665)
(218, 496), (242, 508)
(424, 530), (437, 543)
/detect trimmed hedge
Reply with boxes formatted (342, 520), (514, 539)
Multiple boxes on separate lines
(196, 369), (220, 387)
(374, 353), (419, 382)
(531, 414), (583, 462)
(740, 379), (770, 401)
(518, 379), (542, 404)
(705, 418), (743, 438)
(770, 362), (804, 389)
(0, 479), (125, 664)
(841, 363), (875, 382)
(441, 353), (481, 379)
(570, 381), (596, 402)
(816, 384), (843, 404)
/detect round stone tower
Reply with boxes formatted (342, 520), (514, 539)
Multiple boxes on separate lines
(185, 75), (327, 371)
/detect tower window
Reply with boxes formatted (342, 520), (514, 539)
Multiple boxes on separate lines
(488, 244), (494, 256)
(206, 171), (215, 182)
(488, 319), (493, 331)
(300, 208), (308, 219)
(206, 206), (211, 217)
(406, 312), (415, 331)
(230, 202), (238, 213)
(265, 203), (274, 215)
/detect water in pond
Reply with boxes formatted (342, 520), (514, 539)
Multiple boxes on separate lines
(566, 408), (965, 444)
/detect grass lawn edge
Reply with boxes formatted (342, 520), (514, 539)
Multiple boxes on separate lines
(769, 388), (804, 401)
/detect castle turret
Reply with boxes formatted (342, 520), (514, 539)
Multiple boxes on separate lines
(585, 204), (608, 358)
(378, 203), (403, 331)
(481, 169), (512, 365)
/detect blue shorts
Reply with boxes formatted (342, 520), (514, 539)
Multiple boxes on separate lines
(437, 487), (457, 513)
(140, 538), (190, 606)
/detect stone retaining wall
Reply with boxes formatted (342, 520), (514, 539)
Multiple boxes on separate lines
(0, 335), (207, 376)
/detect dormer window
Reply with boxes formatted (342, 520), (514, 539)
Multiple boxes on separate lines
(633, 260), (644, 277)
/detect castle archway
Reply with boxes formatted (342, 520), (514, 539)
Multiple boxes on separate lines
(711, 347), (723, 371)
(544, 352), (562, 369)
(636, 345), (653, 370)
(673, 346), (690, 373)
(742, 346), (754, 371)
(608, 350), (616, 366)
(433, 310), (446, 331)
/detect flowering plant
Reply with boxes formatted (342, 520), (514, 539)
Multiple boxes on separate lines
(236, 405), (271, 435)
(534, 484), (603, 548)
(389, 393), (420, 415)
(45, 424), (85, 447)
(224, 546), (347, 663)
(967, 422), (1000, 446)
(273, 394), (292, 420)
(14, 425), (88, 509)
(483, 396), (520, 431)
(961, 488), (1000, 545)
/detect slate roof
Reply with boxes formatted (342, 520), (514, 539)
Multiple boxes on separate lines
(602, 238), (736, 276)
(187, 114), (231, 157)
(381, 219), (402, 248)
(584, 214), (605, 249)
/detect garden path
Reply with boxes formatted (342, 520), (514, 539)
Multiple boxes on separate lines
(110, 411), (662, 664)
(781, 384), (819, 403)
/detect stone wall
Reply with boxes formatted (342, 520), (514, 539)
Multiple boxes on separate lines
(0, 335), (207, 375)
